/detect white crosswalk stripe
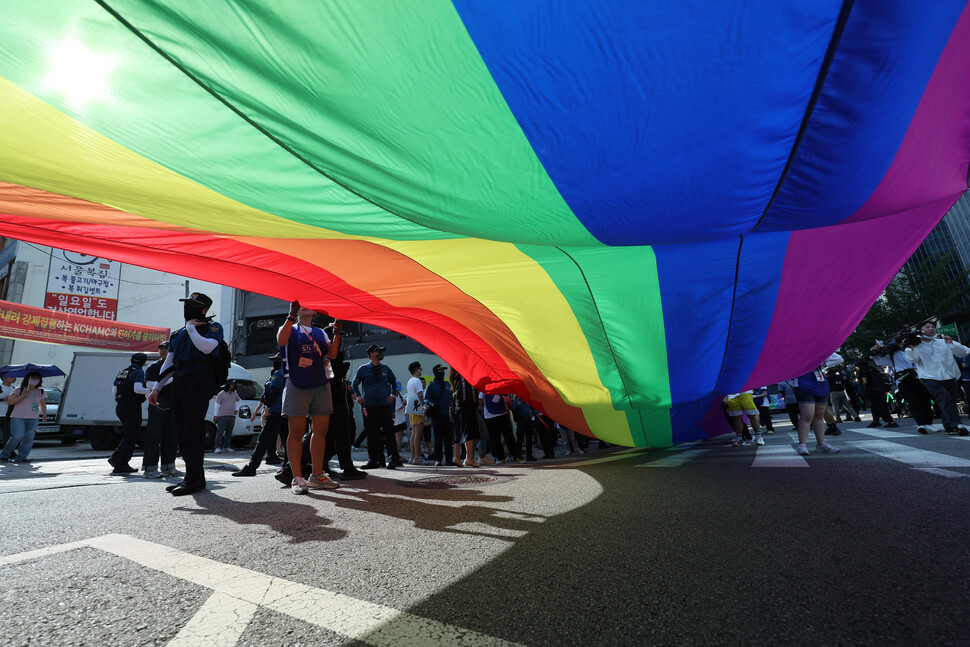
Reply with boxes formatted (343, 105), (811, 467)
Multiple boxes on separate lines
(850, 427), (913, 439)
(636, 444), (711, 467)
(752, 445), (809, 467)
(851, 439), (970, 469)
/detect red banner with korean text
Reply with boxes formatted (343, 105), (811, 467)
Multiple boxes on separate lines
(0, 299), (169, 351)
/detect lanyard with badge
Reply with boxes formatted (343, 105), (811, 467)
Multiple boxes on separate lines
(297, 325), (334, 377)
(296, 325), (322, 369)
(813, 365), (826, 382)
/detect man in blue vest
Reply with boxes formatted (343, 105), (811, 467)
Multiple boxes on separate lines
(352, 344), (402, 469)
(108, 352), (149, 475)
(149, 292), (223, 496)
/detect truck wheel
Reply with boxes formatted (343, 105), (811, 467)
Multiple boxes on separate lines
(204, 421), (217, 450)
(89, 426), (120, 451)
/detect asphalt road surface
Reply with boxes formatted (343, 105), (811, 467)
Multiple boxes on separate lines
(2, 414), (969, 646)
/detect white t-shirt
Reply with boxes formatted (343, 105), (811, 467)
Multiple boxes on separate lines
(405, 376), (424, 415)
(393, 392), (407, 425)
(479, 392), (509, 419)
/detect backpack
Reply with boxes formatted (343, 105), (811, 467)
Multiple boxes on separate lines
(208, 339), (232, 394)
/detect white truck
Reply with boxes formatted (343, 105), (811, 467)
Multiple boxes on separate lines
(48, 351), (263, 451)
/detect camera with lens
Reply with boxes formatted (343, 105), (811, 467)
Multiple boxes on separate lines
(902, 330), (922, 347)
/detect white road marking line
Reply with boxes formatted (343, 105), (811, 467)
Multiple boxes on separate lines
(1, 534), (524, 647)
(636, 448), (711, 467)
(852, 440), (970, 468)
(0, 539), (91, 566)
(851, 428), (914, 439)
(751, 445), (809, 468)
(546, 447), (648, 467)
(913, 467), (970, 479)
(168, 591), (258, 647)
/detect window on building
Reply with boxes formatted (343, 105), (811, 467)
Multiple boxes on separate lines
(245, 315), (287, 356)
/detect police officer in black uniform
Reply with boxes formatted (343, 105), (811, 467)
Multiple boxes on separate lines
(108, 352), (149, 474)
(149, 292), (223, 496)
(143, 341), (180, 478)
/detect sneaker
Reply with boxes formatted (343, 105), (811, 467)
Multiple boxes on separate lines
(143, 469), (164, 479)
(515, 458), (527, 463)
(946, 428), (960, 436)
(12, 457), (31, 463)
(731, 436), (744, 447)
(576, 448), (586, 454)
(110, 465), (138, 474)
(853, 417), (862, 422)
(815, 442), (840, 454)
(959, 427), (970, 437)
(479, 457), (496, 465)
(160, 467), (183, 478)
(308, 473), (340, 489)
(214, 447), (223, 454)
(232, 464), (258, 477)
(505, 456), (516, 464)
(918, 426), (929, 435)
(291, 477), (309, 494)
(826, 425), (842, 436)
(884, 421), (899, 428)
(867, 422), (882, 428)
(764, 429), (775, 434)
(795, 444), (810, 456)
(463, 458), (479, 468)
(754, 435), (765, 446)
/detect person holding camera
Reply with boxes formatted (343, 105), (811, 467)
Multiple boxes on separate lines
(871, 334), (937, 433)
(903, 321), (969, 436)
(856, 355), (898, 428)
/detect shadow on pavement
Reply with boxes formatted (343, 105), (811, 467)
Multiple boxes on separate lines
(397, 449), (970, 646)
(174, 491), (348, 544)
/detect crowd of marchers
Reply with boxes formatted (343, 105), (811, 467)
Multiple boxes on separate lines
(723, 319), (970, 456)
(93, 296), (606, 496)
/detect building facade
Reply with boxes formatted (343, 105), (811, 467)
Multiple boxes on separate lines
(0, 238), (231, 389)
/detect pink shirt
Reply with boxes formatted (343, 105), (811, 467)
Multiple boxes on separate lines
(10, 387), (46, 419)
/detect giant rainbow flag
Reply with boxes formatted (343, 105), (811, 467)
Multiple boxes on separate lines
(1, 1), (969, 446)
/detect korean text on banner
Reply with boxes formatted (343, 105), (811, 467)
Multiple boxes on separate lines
(0, 299), (169, 351)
